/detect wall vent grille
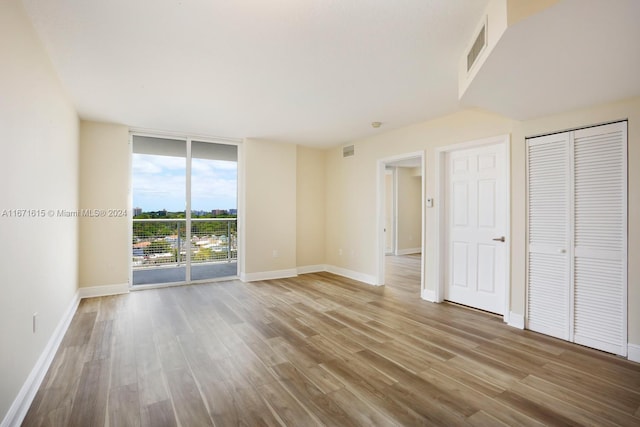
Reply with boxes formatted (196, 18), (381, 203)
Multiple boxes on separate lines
(343, 145), (355, 158)
(467, 21), (487, 72)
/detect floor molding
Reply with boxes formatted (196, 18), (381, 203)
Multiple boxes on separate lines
(240, 269), (298, 282)
(421, 288), (437, 302)
(1, 291), (80, 427)
(296, 265), (327, 275)
(325, 265), (378, 286)
(507, 311), (525, 329)
(396, 248), (421, 256)
(78, 283), (129, 299)
(628, 343), (640, 363)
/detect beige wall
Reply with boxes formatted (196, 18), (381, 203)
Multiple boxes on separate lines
(296, 146), (326, 269)
(76, 131), (304, 283)
(325, 97), (640, 348)
(0, 0), (79, 421)
(241, 139), (297, 276)
(396, 167), (422, 253)
(325, 109), (515, 278)
(79, 121), (130, 288)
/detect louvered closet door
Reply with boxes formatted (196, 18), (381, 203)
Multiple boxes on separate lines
(526, 133), (571, 340)
(527, 121), (627, 357)
(573, 122), (627, 356)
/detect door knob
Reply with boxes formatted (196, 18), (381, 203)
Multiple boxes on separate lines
(492, 236), (505, 242)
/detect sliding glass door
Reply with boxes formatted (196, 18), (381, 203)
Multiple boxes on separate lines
(131, 135), (238, 286)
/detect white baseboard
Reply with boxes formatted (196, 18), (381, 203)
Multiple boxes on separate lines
(507, 311), (525, 329)
(296, 264), (328, 275)
(78, 283), (129, 299)
(240, 268), (298, 282)
(325, 265), (378, 286)
(628, 343), (640, 363)
(396, 248), (422, 256)
(1, 291), (80, 427)
(421, 288), (437, 302)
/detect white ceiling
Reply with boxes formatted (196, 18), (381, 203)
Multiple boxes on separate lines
(20, 1), (640, 147)
(20, 0), (489, 146)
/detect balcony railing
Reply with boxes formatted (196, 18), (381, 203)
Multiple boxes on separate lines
(132, 218), (237, 269)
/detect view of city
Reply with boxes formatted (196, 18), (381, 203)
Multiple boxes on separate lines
(131, 142), (238, 284)
(132, 210), (238, 268)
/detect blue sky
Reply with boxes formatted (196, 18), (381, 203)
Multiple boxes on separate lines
(132, 154), (237, 212)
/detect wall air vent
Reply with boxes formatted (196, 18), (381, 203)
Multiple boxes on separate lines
(343, 145), (355, 158)
(467, 19), (487, 72)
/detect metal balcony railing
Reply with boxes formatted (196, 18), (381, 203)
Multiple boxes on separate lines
(132, 218), (237, 269)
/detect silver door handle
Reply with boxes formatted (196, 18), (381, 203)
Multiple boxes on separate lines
(492, 236), (505, 242)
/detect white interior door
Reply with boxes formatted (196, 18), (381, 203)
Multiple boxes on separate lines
(445, 143), (507, 314)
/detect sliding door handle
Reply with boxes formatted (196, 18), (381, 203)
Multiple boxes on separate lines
(492, 236), (505, 242)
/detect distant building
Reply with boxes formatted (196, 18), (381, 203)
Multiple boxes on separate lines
(228, 209), (237, 215)
(133, 207), (142, 216)
(211, 209), (228, 216)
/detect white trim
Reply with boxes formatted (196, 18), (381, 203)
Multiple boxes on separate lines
(507, 312), (525, 329)
(396, 247), (421, 256)
(237, 142), (246, 286)
(326, 265), (378, 286)
(297, 265), (327, 275)
(384, 168), (396, 255)
(1, 291), (80, 427)
(376, 151), (426, 291)
(435, 134), (511, 318)
(240, 269), (298, 282)
(627, 344), (640, 363)
(421, 288), (437, 302)
(127, 133), (133, 290)
(376, 160), (387, 285)
(78, 283), (129, 299)
(504, 136), (512, 322)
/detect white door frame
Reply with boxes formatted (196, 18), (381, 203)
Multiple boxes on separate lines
(434, 134), (511, 322)
(376, 151), (425, 291)
(384, 168), (397, 255)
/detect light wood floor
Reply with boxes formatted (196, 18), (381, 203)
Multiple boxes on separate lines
(385, 254), (422, 296)
(23, 266), (640, 426)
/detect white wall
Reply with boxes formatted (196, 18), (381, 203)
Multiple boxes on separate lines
(79, 121), (130, 289)
(0, 0), (79, 421)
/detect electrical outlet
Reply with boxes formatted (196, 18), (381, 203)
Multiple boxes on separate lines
(33, 312), (38, 334)
(272, 249), (279, 258)
(338, 249), (343, 256)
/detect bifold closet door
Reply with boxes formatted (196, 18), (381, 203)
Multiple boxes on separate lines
(526, 121), (627, 356)
(526, 132), (571, 341)
(572, 123), (627, 356)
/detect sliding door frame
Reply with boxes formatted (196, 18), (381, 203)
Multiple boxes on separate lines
(128, 129), (243, 290)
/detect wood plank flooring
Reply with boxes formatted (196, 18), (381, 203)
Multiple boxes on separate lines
(23, 257), (640, 426)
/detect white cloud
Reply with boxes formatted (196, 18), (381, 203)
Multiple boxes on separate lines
(133, 154), (237, 211)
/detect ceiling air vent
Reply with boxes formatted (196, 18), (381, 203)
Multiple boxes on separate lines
(343, 145), (355, 158)
(467, 19), (487, 72)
